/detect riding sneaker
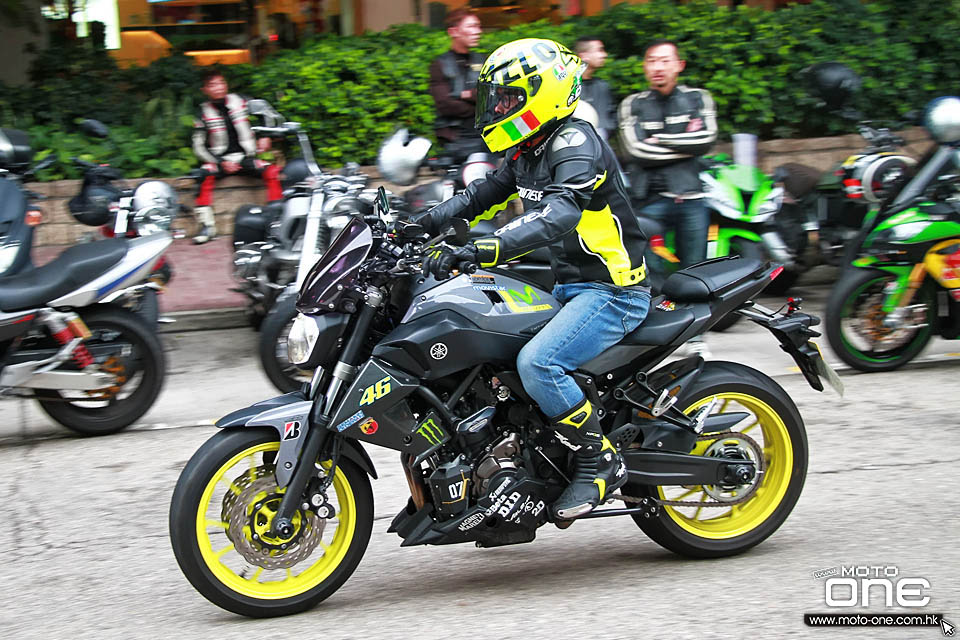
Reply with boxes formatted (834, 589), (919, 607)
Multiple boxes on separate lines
(549, 397), (628, 520)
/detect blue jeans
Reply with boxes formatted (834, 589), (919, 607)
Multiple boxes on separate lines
(516, 282), (651, 418)
(638, 196), (709, 271)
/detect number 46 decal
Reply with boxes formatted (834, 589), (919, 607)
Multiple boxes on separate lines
(359, 376), (392, 406)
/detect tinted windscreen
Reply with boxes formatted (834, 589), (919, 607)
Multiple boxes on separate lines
(297, 217), (373, 314)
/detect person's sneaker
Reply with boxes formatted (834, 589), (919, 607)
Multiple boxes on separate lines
(192, 224), (216, 245)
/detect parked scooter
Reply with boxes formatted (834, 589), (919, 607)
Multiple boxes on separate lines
(0, 129), (56, 278)
(67, 119), (179, 326)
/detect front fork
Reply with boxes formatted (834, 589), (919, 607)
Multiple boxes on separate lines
(269, 286), (382, 537)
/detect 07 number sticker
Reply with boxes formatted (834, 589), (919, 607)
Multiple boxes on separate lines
(359, 376), (392, 407)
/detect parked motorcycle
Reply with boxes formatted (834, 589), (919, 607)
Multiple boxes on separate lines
(67, 119), (179, 326)
(234, 100), (378, 392)
(825, 97), (960, 372)
(169, 187), (840, 617)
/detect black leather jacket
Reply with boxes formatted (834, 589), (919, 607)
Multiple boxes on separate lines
(429, 50), (485, 143)
(418, 118), (649, 288)
(617, 85), (718, 200)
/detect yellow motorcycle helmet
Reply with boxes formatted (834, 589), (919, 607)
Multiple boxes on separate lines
(475, 38), (584, 153)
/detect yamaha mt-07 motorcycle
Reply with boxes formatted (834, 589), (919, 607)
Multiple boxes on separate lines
(170, 192), (839, 617)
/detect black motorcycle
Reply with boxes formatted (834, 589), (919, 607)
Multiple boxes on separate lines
(170, 188), (840, 617)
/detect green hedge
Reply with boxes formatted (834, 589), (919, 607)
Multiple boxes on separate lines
(4, 0), (960, 180)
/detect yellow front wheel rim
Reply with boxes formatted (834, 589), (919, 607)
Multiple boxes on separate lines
(657, 393), (794, 540)
(195, 442), (357, 599)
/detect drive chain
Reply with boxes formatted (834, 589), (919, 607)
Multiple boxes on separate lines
(611, 431), (766, 508)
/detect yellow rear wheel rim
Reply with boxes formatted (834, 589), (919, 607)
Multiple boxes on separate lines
(657, 393), (793, 540)
(195, 441), (357, 599)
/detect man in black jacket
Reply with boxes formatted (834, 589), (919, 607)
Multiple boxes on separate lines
(417, 39), (651, 520)
(618, 39), (717, 356)
(428, 9), (486, 162)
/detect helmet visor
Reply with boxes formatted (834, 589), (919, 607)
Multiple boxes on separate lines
(476, 82), (527, 130)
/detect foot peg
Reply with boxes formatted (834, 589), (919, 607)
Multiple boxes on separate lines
(651, 389), (677, 417)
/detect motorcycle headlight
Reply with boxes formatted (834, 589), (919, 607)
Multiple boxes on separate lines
(889, 221), (931, 241)
(287, 313), (320, 366)
(0, 242), (21, 273)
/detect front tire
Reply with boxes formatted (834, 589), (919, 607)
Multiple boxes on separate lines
(35, 306), (166, 436)
(825, 268), (934, 372)
(629, 361), (808, 558)
(169, 428), (374, 617)
(259, 294), (312, 393)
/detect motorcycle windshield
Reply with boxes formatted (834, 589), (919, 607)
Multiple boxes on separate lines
(296, 217), (373, 314)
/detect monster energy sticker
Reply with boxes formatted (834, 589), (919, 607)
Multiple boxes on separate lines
(417, 417), (447, 446)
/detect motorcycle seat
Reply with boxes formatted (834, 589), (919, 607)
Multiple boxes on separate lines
(661, 257), (766, 302)
(0, 238), (127, 311)
(620, 301), (697, 346)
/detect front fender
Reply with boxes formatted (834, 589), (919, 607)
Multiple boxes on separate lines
(216, 391), (378, 486)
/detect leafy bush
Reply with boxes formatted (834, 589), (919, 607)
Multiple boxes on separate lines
(4, 0), (960, 179)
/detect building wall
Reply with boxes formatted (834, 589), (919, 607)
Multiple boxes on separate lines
(0, 0), (48, 86)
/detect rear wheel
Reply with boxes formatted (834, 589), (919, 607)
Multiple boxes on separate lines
(629, 361), (808, 558)
(825, 268), (934, 372)
(169, 428), (373, 617)
(35, 306), (166, 435)
(710, 238), (764, 332)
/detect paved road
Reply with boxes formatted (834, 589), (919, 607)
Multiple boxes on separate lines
(0, 288), (957, 639)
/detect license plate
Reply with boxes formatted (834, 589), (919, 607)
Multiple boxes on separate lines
(811, 341), (844, 397)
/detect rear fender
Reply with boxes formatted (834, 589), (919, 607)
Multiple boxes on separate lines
(216, 390), (377, 487)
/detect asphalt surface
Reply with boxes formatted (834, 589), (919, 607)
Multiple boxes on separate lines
(0, 286), (958, 639)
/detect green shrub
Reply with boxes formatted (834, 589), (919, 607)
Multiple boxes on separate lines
(4, 0), (960, 179)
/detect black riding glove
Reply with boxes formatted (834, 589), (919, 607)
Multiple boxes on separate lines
(422, 243), (479, 281)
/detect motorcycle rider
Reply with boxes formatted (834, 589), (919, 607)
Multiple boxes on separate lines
(416, 38), (651, 520)
(192, 69), (283, 244)
(429, 9), (487, 162)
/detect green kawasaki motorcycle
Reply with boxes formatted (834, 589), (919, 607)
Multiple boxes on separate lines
(825, 96), (960, 372)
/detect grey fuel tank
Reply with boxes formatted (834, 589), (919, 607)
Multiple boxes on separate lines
(371, 269), (558, 379)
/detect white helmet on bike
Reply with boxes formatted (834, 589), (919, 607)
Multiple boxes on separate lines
(924, 96), (960, 144)
(377, 129), (432, 187)
(131, 180), (177, 235)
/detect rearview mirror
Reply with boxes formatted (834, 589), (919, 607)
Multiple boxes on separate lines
(450, 217), (470, 246)
(376, 186), (390, 216)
